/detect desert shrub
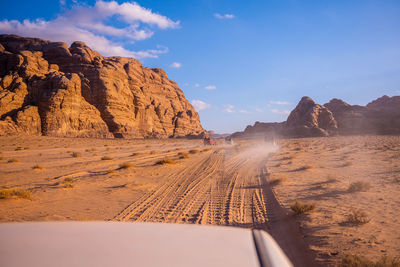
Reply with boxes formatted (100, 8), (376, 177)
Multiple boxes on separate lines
(178, 152), (189, 159)
(7, 158), (20, 163)
(24, 147), (29, 150)
(64, 178), (73, 183)
(348, 181), (371, 192)
(32, 164), (43, 170)
(189, 149), (199, 154)
(269, 174), (287, 186)
(72, 152), (81, 158)
(0, 189), (32, 200)
(156, 157), (175, 165)
(344, 209), (370, 225)
(107, 170), (116, 174)
(101, 156), (113, 160)
(290, 201), (316, 215)
(341, 254), (400, 267)
(131, 152), (140, 156)
(119, 162), (134, 169)
(14, 147), (23, 151)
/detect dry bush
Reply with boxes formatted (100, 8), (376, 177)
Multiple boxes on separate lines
(189, 149), (199, 154)
(32, 164), (43, 170)
(107, 170), (116, 174)
(344, 209), (371, 225)
(71, 152), (81, 158)
(62, 178), (74, 188)
(341, 254), (400, 267)
(0, 189), (32, 200)
(119, 162), (134, 169)
(178, 152), (189, 159)
(269, 174), (287, 186)
(7, 158), (20, 163)
(131, 152), (140, 156)
(156, 157), (175, 165)
(101, 156), (113, 160)
(14, 147), (23, 151)
(290, 201), (316, 215)
(348, 181), (371, 192)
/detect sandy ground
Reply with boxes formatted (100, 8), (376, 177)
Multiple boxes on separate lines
(1, 135), (399, 266)
(268, 136), (400, 266)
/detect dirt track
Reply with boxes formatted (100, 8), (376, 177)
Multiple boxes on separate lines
(113, 144), (317, 267)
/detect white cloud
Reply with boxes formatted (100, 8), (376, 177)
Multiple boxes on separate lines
(205, 85), (216, 90)
(239, 110), (251, 114)
(194, 83), (200, 87)
(255, 108), (264, 112)
(191, 100), (211, 111)
(214, 13), (235, 19)
(170, 62), (182, 68)
(271, 109), (290, 115)
(270, 101), (291, 105)
(224, 105), (235, 113)
(0, 1), (179, 59)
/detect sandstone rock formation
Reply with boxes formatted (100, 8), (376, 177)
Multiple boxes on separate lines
(232, 95), (400, 138)
(325, 95), (400, 135)
(284, 96), (338, 137)
(0, 34), (205, 138)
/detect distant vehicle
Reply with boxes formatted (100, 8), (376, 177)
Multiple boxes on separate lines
(225, 136), (233, 144)
(0, 222), (293, 267)
(204, 136), (216, 145)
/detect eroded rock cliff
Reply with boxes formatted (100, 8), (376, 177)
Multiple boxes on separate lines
(0, 35), (205, 138)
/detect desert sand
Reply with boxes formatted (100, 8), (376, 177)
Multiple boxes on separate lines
(0, 135), (399, 266)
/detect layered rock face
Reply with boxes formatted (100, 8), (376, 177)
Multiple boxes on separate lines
(233, 95), (400, 138)
(325, 95), (400, 135)
(0, 35), (205, 138)
(284, 96), (338, 137)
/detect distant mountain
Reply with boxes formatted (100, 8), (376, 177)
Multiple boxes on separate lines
(0, 34), (205, 138)
(232, 95), (400, 138)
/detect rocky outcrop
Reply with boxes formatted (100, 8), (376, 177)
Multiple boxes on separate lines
(232, 95), (400, 138)
(325, 95), (400, 135)
(0, 35), (205, 138)
(284, 96), (338, 137)
(231, 122), (283, 138)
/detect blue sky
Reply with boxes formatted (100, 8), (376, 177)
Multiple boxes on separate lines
(1, 0), (400, 133)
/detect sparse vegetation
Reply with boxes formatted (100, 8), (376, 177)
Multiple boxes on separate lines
(341, 254), (400, 267)
(7, 158), (20, 163)
(101, 156), (113, 160)
(347, 181), (371, 192)
(156, 157), (175, 165)
(107, 170), (116, 174)
(269, 174), (287, 186)
(290, 200), (316, 215)
(189, 149), (199, 154)
(343, 209), (370, 225)
(178, 152), (189, 159)
(131, 152), (140, 156)
(63, 178), (74, 188)
(14, 147), (23, 151)
(71, 152), (81, 158)
(32, 164), (43, 170)
(119, 162), (134, 169)
(0, 188), (32, 200)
